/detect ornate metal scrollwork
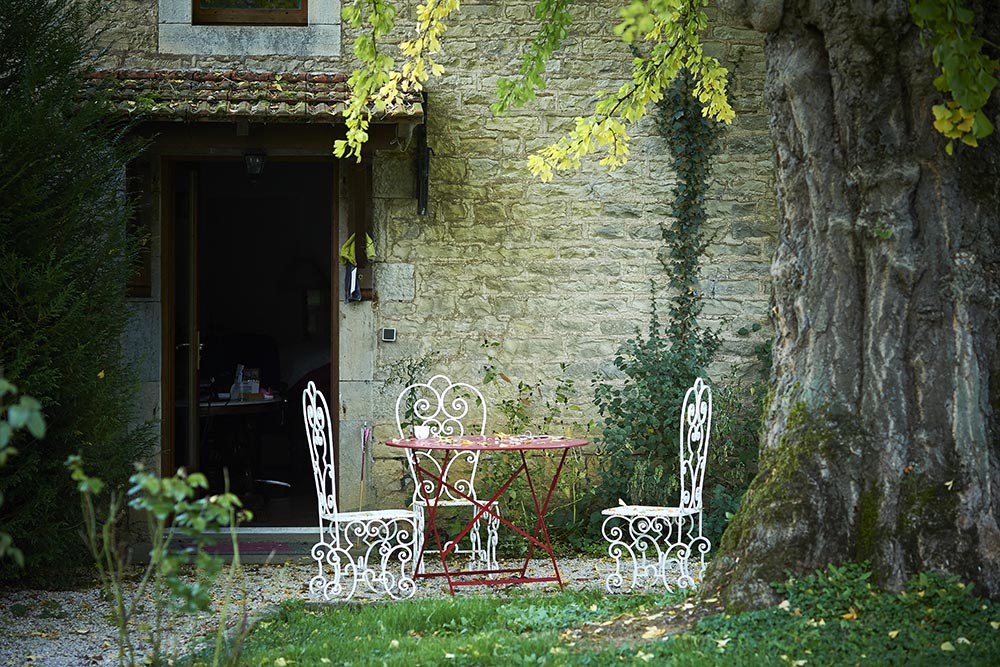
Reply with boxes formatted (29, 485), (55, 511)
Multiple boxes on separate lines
(395, 375), (499, 572)
(304, 381), (420, 601)
(600, 378), (713, 593)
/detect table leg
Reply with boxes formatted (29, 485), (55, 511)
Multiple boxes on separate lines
(407, 445), (574, 592)
(412, 450), (458, 594)
(519, 448), (570, 589)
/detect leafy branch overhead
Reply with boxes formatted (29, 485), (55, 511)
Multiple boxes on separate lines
(909, 0), (998, 154)
(336, 0), (459, 161)
(337, 0), (997, 168)
(336, 0), (734, 176)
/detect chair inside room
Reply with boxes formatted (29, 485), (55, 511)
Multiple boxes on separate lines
(394, 374), (500, 573)
(600, 377), (713, 592)
(302, 380), (420, 600)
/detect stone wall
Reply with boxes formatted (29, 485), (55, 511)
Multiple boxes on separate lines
(366, 5), (777, 505)
(101, 1), (776, 510)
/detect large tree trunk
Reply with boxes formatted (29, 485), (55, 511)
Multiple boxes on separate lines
(707, 0), (1000, 609)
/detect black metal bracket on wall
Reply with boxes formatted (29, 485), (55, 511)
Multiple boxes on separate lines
(415, 91), (430, 216)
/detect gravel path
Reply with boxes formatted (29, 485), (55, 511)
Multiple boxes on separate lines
(0, 556), (614, 666)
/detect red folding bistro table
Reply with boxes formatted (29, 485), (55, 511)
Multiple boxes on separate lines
(386, 434), (588, 594)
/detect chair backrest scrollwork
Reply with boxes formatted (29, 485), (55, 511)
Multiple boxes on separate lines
(302, 380), (338, 519)
(395, 374), (486, 438)
(395, 374), (487, 504)
(678, 377), (712, 511)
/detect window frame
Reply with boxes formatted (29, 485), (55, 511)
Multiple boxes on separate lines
(192, 1), (308, 27)
(160, 0), (342, 57)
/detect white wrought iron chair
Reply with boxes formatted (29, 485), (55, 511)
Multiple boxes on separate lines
(395, 374), (500, 573)
(302, 380), (420, 600)
(601, 377), (713, 592)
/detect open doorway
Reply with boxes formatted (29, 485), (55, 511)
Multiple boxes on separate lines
(170, 158), (335, 527)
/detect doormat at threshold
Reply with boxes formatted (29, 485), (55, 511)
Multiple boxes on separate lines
(205, 541), (292, 555)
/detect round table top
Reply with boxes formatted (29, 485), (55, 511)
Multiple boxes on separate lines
(386, 434), (588, 451)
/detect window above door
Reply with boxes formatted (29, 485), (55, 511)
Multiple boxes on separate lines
(193, 1), (308, 27)
(159, 0), (340, 56)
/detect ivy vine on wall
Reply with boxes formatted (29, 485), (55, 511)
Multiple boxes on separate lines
(593, 70), (722, 510)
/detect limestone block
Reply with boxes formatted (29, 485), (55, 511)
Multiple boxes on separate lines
(159, 23), (342, 57)
(374, 153), (416, 199)
(430, 157), (468, 184)
(376, 263), (416, 302)
(132, 381), (162, 426)
(124, 301), (161, 382)
(340, 306), (375, 381)
(339, 377), (373, 419)
(338, 418), (364, 510)
(467, 158), (502, 177)
(432, 197), (469, 222)
(458, 137), (501, 155)
(370, 457), (409, 497)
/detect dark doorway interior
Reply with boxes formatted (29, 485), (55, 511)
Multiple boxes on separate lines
(182, 159), (333, 527)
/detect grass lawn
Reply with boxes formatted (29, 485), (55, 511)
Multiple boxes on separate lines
(193, 564), (1000, 666)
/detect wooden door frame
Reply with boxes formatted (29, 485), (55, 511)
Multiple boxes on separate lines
(161, 154), (341, 481)
(151, 120), (397, 509)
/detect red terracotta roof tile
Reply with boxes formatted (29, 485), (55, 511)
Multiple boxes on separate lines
(83, 69), (422, 123)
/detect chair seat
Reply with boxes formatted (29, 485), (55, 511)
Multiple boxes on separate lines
(413, 498), (477, 508)
(326, 508), (418, 522)
(601, 505), (699, 518)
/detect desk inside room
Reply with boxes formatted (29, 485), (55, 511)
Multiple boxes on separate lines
(198, 393), (288, 500)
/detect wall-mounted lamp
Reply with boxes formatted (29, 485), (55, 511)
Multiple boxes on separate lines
(394, 120), (420, 150)
(244, 151), (266, 177)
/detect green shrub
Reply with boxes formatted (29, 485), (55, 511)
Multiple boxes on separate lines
(590, 72), (767, 552)
(592, 71), (723, 512)
(592, 293), (719, 511)
(0, 379), (46, 566)
(0, 0), (151, 577)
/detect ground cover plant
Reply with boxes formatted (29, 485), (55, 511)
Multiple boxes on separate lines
(192, 563), (999, 666)
(188, 588), (682, 667)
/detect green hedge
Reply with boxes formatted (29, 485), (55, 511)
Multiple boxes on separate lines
(0, 0), (152, 578)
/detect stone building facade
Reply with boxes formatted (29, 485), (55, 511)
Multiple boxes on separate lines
(101, 0), (776, 517)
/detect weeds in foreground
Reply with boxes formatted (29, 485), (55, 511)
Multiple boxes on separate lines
(67, 458), (253, 667)
(202, 563), (999, 666)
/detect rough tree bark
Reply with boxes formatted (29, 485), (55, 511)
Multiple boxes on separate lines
(705, 0), (1000, 609)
